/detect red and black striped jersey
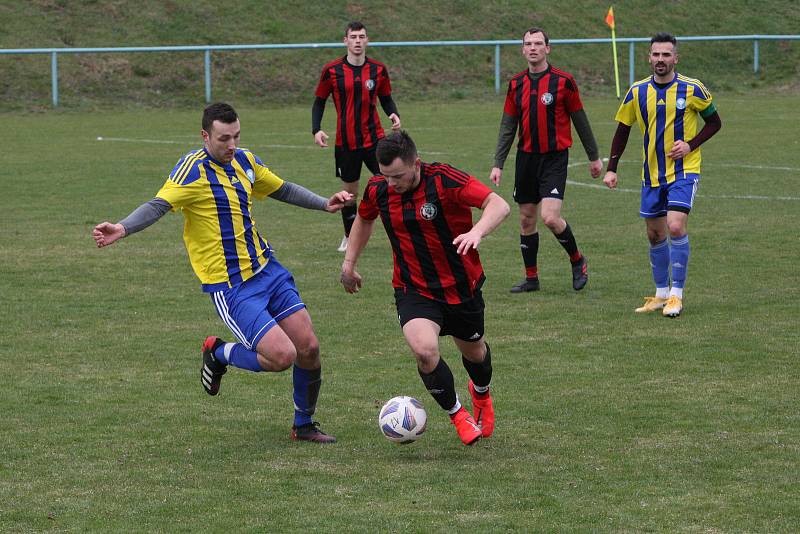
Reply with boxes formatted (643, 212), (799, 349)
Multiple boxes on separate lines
(315, 56), (392, 150)
(358, 163), (493, 304)
(503, 65), (584, 154)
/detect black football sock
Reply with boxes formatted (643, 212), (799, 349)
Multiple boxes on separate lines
(555, 222), (582, 263)
(520, 233), (539, 279)
(462, 342), (492, 389)
(341, 205), (357, 237)
(418, 358), (458, 412)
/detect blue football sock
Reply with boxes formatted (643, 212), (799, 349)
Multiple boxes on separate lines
(670, 234), (690, 289)
(292, 365), (321, 427)
(216, 343), (263, 372)
(649, 238), (670, 289)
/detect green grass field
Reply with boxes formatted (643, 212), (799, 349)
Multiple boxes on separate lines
(2, 95), (799, 532)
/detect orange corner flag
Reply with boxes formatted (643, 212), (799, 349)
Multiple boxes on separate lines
(605, 6), (615, 29)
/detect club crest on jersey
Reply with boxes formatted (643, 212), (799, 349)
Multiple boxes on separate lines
(420, 202), (438, 220)
(676, 97), (687, 110)
(540, 92), (554, 105)
(246, 169), (255, 183)
(365, 79), (375, 90)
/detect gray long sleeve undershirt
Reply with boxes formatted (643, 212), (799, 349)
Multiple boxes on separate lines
(268, 181), (329, 211)
(118, 182), (328, 238)
(569, 108), (600, 161)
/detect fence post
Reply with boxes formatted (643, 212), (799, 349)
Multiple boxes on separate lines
(495, 44), (501, 94)
(754, 39), (759, 73)
(204, 49), (212, 103)
(51, 51), (59, 107)
(628, 41), (635, 88)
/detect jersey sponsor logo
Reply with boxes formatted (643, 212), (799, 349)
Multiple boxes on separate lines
(420, 202), (438, 220)
(365, 78), (375, 90)
(540, 92), (554, 105)
(246, 169), (255, 183)
(676, 97), (687, 110)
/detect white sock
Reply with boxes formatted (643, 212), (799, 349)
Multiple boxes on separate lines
(447, 398), (462, 416)
(219, 342), (236, 363)
(655, 287), (670, 299)
(472, 383), (490, 395)
(669, 287), (684, 299)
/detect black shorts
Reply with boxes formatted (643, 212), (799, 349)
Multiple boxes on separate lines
(513, 149), (569, 204)
(394, 288), (485, 342)
(335, 145), (381, 183)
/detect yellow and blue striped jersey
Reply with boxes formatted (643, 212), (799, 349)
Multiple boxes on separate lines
(615, 73), (715, 187)
(156, 147), (284, 292)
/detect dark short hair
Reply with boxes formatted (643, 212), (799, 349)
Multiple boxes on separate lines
(523, 27), (549, 45)
(376, 130), (417, 166)
(202, 102), (238, 132)
(650, 32), (677, 49)
(345, 21), (366, 36)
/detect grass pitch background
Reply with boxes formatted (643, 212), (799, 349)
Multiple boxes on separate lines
(2, 96), (799, 531)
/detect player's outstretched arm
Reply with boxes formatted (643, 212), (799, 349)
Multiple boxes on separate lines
(453, 192), (510, 255)
(93, 198), (171, 248)
(341, 215), (375, 293)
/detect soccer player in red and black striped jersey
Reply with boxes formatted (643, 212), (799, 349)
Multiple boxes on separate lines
(490, 27), (603, 294)
(340, 131), (510, 446)
(312, 21), (401, 253)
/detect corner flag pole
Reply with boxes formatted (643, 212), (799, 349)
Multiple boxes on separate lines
(605, 6), (621, 99)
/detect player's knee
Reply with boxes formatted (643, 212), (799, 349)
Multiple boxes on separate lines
(273, 352), (296, 371)
(264, 346), (296, 371)
(519, 215), (537, 233)
(541, 213), (561, 230)
(667, 221), (686, 237)
(296, 336), (320, 362)
(411, 345), (440, 369)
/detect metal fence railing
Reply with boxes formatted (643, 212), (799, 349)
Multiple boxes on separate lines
(1, 35), (797, 107)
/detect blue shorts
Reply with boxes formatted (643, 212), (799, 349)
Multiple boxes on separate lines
(209, 258), (305, 350)
(640, 174), (700, 218)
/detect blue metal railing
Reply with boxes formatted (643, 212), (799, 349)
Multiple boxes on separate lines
(1, 35), (797, 107)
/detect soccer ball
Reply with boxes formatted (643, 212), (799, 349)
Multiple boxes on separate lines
(378, 396), (427, 444)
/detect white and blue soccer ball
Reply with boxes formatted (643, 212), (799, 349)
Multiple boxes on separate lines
(378, 396), (427, 444)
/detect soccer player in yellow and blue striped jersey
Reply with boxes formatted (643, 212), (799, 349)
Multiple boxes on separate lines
(93, 103), (352, 442)
(603, 33), (722, 317)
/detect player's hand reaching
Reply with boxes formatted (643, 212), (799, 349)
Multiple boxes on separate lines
(667, 140), (691, 160)
(340, 264), (362, 293)
(589, 159), (603, 179)
(326, 191), (354, 213)
(92, 222), (126, 248)
(389, 113), (401, 130)
(602, 171), (618, 189)
(314, 130), (329, 148)
(453, 229), (482, 255)
(489, 167), (502, 186)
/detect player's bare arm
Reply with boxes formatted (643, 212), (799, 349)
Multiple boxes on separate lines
(452, 192), (510, 255)
(341, 215), (376, 292)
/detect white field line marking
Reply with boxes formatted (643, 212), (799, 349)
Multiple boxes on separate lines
(94, 137), (800, 201)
